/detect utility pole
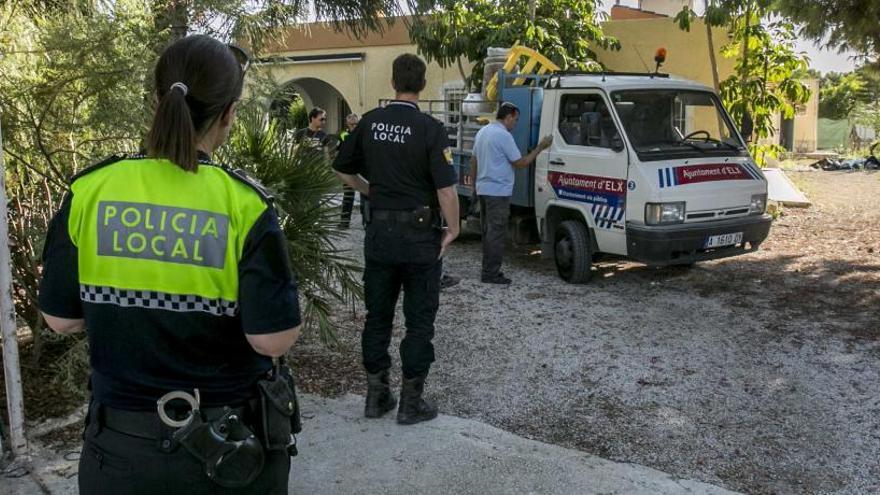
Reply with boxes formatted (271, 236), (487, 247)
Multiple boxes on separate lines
(0, 117), (28, 456)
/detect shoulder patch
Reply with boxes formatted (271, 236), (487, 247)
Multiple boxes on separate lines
(443, 147), (454, 165)
(68, 153), (131, 184)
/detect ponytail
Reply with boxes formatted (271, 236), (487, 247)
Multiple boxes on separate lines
(146, 35), (246, 173)
(146, 84), (199, 172)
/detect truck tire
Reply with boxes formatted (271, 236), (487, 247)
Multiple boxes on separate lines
(554, 220), (592, 283)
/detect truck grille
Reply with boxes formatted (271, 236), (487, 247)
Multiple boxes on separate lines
(686, 207), (750, 222)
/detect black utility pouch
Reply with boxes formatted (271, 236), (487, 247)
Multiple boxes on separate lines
(362, 198), (371, 224)
(411, 206), (434, 229)
(174, 408), (265, 488)
(256, 358), (301, 455)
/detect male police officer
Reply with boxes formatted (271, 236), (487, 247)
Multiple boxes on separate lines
(333, 54), (459, 425)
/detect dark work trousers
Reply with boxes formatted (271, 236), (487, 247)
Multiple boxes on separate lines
(340, 186), (356, 226)
(479, 195), (511, 278)
(78, 403), (290, 495)
(362, 218), (443, 379)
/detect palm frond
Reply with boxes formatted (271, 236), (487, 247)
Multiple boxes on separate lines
(218, 104), (362, 346)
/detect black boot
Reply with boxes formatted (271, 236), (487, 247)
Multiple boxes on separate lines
(396, 375), (438, 425)
(364, 369), (396, 418)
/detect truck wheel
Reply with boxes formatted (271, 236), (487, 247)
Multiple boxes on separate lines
(554, 220), (592, 283)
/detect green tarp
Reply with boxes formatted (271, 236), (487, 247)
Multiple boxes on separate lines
(817, 118), (850, 151)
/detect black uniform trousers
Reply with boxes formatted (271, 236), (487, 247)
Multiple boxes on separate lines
(362, 217), (442, 379)
(78, 402), (290, 495)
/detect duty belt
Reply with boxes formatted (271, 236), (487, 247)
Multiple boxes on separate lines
(97, 402), (250, 440)
(371, 207), (438, 223)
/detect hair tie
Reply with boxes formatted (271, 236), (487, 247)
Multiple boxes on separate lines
(170, 82), (189, 96)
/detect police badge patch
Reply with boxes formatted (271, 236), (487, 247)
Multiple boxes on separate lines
(443, 147), (454, 165)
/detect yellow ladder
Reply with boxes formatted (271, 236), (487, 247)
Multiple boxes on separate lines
(485, 45), (560, 101)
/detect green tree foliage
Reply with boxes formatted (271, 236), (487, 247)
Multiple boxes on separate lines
(819, 72), (866, 120)
(287, 98), (310, 130)
(774, 0), (880, 67)
(2, 0), (398, 368)
(408, 0), (619, 90)
(818, 68), (880, 130)
(675, 1), (811, 163)
(720, 18), (811, 145)
(1, 0), (156, 361)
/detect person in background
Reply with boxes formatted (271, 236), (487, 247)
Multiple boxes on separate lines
(293, 107), (330, 150)
(471, 101), (552, 285)
(338, 113), (360, 228)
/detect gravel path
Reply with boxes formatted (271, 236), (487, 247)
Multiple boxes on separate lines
(291, 170), (880, 494)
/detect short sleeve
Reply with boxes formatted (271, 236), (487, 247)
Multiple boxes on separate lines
(238, 208), (302, 334)
(39, 193), (83, 319)
(500, 131), (523, 163)
(427, 120), (458, 189)
(332, 122), (365, 175)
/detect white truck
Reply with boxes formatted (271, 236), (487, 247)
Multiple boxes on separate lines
(431, 70), (772, 283)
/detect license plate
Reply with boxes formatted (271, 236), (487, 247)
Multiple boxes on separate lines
(704, 232), (743, 248)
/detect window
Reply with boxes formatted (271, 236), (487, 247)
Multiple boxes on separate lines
(557, 94), (621, 149)
(612, 89), (747, 161)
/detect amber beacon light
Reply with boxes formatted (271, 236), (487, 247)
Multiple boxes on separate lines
(654, 47), (667, 73)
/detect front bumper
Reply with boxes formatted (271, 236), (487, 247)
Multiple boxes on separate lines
(626, 214), (772, 266)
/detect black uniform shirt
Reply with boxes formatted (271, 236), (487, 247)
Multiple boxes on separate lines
(38, 157), (302, 410)
(333, 100), (457, 210)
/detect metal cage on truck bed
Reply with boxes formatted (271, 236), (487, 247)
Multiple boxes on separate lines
(383, 71), (553, 209)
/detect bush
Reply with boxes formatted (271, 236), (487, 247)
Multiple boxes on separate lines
(287, 98), (309, 130)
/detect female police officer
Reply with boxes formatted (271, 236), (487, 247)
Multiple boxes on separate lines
(38, 35), (302, 494)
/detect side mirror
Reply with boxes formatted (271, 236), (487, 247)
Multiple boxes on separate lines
(740, 111), (754, 142)
(611, 135), (625, 153)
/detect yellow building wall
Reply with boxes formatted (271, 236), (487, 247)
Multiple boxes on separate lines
(256, 44), (472, 132)
(793, 79), (819, 152)
(598, 17), (736, 89)
(256, 17), (817, 151)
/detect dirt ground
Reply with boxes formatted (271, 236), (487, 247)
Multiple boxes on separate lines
(2, 169), (876, 494)
(290, 169), (880, 495)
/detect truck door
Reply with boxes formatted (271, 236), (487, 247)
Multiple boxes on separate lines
(543, 91), (629, 255)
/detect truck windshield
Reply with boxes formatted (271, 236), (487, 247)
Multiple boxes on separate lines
(610, 89), (747, 161)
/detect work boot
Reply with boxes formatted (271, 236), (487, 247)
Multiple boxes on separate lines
(396, 375), (438, 425)
(364, 369), (396, 418)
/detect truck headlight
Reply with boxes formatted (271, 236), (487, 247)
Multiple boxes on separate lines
(750, 194), (767, 214)
(645, 202), (685, 225)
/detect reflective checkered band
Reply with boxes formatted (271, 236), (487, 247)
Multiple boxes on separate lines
(79, 284), (238, 317)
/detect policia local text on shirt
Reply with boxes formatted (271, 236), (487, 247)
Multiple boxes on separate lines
(39, 35), (302, 494)
(333, 53), (460, 425)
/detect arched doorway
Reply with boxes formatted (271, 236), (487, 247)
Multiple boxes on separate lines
(270, 78), (352, 138)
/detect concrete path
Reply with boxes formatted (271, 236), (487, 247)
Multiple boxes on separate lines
(4, 394), (738, 494)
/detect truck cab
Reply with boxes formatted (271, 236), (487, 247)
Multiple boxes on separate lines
(442, 71), (772, 283)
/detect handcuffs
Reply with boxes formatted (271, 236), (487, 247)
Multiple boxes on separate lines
(157, 389), (201, 428)
(156, 388), (265, 488)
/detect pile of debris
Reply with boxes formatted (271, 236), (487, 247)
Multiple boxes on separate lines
(811, 145), (880, 171)
(811, 156), (880, 171)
